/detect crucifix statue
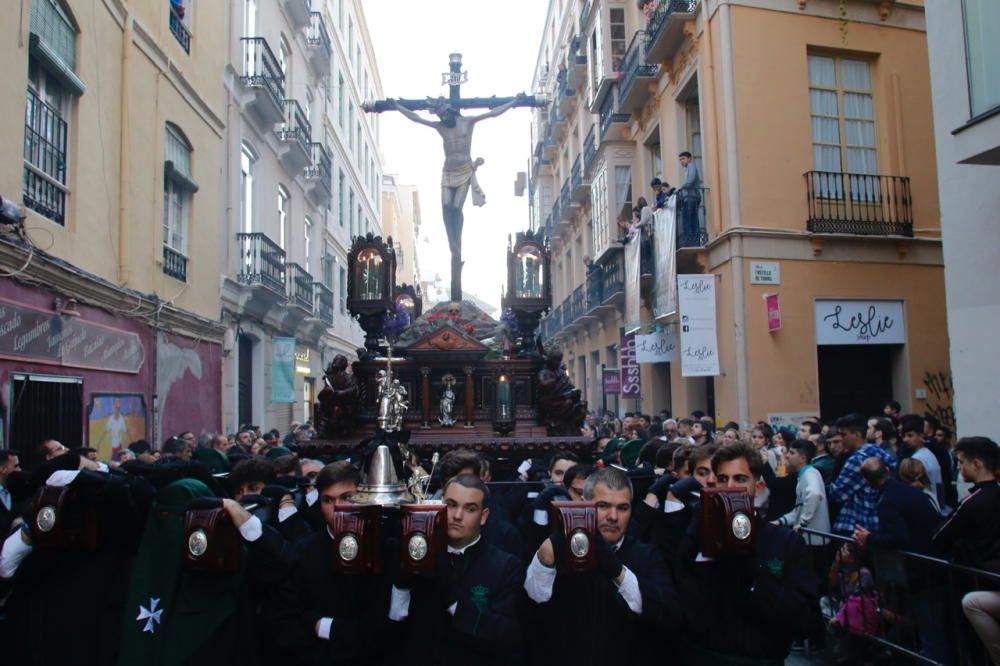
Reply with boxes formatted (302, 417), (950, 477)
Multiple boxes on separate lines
(364, 53), (545, 302)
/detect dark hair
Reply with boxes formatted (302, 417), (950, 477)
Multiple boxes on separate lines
(679, 151), (693, 158)
(583, 466), (632, 500)
(315, 461), (361, 492)
(443, 473), (490, 509)
(790, 439), (816, 463)
(815, 435), (829, 452)
(835, 413), (867, 437)
(753, 423), (774, 440)
(272, 454), (300, 476)
(129, 440), (151, 455)
(885, 400), (901, 413)
(650, 178), (662, 188)
(229, 457), (275, 491)
(800, 421), (820, 436)
(162, 437), (191, 455)
(637, 196), (649, 209)
(438, 450), (482, 483)
(477, 452), (493, 478)
(923, 414), (940, 431)
(549, 450), (580, 471)
(79, 447), (96, 456)
(656, 442), (682, 469)
(900, 414), (924, 436)
(688, 444), (719, 475)
(776, 430), (795, 448)
(638, 440), (662, 465)
(711, 442), (764, 480)
(691, 410), (705, 419)
(678, 418), (694, 428)
(563, 464), (592, 489)
(0, 449), (16, 466)
(936, 426), (952, 441)
(955, 437), (998, 472)
(873, 417), (896, 443)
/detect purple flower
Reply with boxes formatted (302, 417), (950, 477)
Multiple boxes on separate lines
(500, 308), (521, 335)
(382, 303), (410, 340)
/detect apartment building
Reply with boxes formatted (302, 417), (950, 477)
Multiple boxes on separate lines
(0, 0), (227, 460)
(926, 0), (999, 438)
(220, 0), (385, 432)
(531, 0), (951, 426)
(381, 174), (422, 291)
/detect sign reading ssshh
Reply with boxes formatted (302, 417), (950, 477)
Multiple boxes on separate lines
(619, 331), (641, 399)
(0, 299), (144, 373)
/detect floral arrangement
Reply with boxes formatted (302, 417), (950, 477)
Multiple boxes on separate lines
(499, 308), (522, 336)
(382, 302), (410, 341)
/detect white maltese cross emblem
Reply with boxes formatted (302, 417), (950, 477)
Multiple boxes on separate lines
(136, 598), (163, 633)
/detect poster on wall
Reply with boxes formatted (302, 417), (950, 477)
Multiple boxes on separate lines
(814, 299), (905, 345)
(602, 368), (621, 395)
(635, 329), (678, 363)
(88, 393), (147, 461)
(768, 411), (817, 433)
(766, 293), (781, 332)
(652, 203), (678, 319)
(678, 274), (720, 377)
(271, 337), (296, 403)
(619, 331), (641, 399)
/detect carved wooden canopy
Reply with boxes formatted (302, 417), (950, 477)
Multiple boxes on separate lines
(407, 324), (488, 352)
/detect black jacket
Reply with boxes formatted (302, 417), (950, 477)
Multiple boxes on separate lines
(869, 477), (939, 552)
(933, 480), (1000, 570)
(398, 539), (524, 666)
(272, 529), (395, 666)
(675, 519), (823, 664)
(531, 535), (681, 666)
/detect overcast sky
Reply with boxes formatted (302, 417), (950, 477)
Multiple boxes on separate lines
(365, 1), (548, 310)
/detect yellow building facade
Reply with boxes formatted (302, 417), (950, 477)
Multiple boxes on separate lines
(531, 0), (952, 427)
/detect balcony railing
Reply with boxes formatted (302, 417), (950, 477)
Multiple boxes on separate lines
(571, 155), (583, 192)
(805, 172), (913, 237)
(619, 31), (658, 112)
(560, 180), (571, 214)
(601, 251), (625, 301)
(305, 142), (332, 189)
(278, 99), (312, 155)
(306, 12), (332, 58)
(645, 0), (699, 61)
(599, 93), (630, 141)
(583, 125), (597, 174)
(285, 262), (315, 312)
(567, 285), (585, 324)
(314, 282), (334, 325)
(241, 37), (285, 109)
(237, 232), (286, 294)
(677, 187), (710, 248)
(169, 8), (191, 53)
(163, 245), (188, 282)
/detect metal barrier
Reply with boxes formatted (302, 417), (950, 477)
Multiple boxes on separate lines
(800, 527), (1000, 666)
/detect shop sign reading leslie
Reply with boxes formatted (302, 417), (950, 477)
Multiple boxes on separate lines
(0, 298), (144, 373)
(814, 299), (905, 345)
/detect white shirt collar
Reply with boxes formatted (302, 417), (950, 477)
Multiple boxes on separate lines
(447, 535), (481, 555)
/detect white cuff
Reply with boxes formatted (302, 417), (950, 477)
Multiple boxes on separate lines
(278, 506), (297, 523)
(447, 602), (457, 616)
(517, 460), (532, 476)
(47, 470), (80, 487)
(306, 489), (319, 506)
(316, 617), (333, 640)
(238, 515), (263, 542)
(524, 552), (557, 603)
(388, 585), (411, 621)
(0, 528), (33, 578)
(663, 499), (686, 514)
(616, 566), (643, 614)
(96, 462), (110, 472)
(532, 509), (549, 526)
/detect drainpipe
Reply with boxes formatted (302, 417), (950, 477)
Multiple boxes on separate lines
(118, 6), (133, 286)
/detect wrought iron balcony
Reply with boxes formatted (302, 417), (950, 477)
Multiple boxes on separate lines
(163, 245), (188, 282)
(565, 285), (585, 329)
(645, 0), (699, 63)
(169, 8), (191, 53)
(559, 180), (577, 222)
(240, 37), (285, 119)
(549, 96), (567, 135)
(600, 251), (626, 307)
(237, 232), (286, 294)
(583, 125), (597, 175)
(285, 262), (315, 313)
(568, 34), (588, 89)
(619, 31), (658, 113)
(677, 187), (710, 248)
(305, 142), (332, 191)
(805, 172), (913, 237)
(306, 13), (332, 73)
(599, 93), (630, 141)
(314, 282), (334, 325)
(278, 99), (312, 161)
(571, 155), (589, 202)
(640, 234), (653, 276)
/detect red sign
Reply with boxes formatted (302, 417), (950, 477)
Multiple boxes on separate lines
(602, 368), (621, 395)
(619, 331), (641, 398)
(766, 293), (781, 332)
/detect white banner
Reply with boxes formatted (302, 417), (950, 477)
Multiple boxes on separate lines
(814, 299), (905, 345)
(624, 234), (642, 334)
(678, 274), (720, 377)
(652, 202), (678, 319)
(635, 329), (678, 363)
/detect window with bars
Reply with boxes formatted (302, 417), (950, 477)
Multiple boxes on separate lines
(808, 54), (877, 196)
(278, 186), (290, 250)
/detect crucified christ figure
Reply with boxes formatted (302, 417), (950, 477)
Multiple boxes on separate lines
(389, 96), (523, 301)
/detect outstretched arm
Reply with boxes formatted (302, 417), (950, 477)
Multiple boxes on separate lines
(389, 100), (439, 128)
(469, 96), (523, 123)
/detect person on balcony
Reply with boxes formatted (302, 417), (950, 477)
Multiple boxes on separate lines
(676, 151), (702, 242)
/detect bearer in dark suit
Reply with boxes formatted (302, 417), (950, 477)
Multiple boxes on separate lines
(389, 474), (524, 666)
(524, 466), (681, 666)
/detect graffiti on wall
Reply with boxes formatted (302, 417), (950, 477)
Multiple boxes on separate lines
(922, 370), (955, 432)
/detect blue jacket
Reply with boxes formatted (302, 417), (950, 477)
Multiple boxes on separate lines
(869, 477), (939, 553)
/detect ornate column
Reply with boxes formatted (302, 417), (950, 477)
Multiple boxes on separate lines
(463, 366), (475, 428)
(420, 367), (431, 428)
